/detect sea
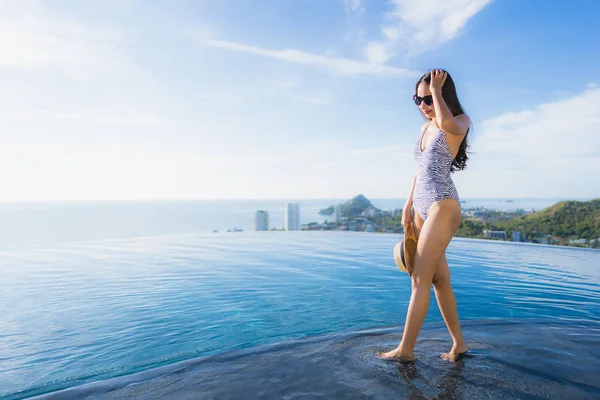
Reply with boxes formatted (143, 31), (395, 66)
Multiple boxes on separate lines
(0, 198), (578, 249)
(1, 198), (599, 399)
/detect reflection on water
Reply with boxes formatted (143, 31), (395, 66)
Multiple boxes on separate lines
(396, 357), (468, 400)
(32, 321), (600, 400)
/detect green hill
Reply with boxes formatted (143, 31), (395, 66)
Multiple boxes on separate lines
(319, 194), (379, 218)
(455, 198), (600, 245)
(495, 198), (600, 240)
(457, 198), (600, 244)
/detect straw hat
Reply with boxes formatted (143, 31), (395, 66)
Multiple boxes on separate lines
(393, 222), (417, 275)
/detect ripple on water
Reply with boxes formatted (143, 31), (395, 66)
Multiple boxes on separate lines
(30, 320), (600, 400)
(1, 232), (599, 399)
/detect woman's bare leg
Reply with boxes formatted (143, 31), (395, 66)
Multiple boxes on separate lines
(416, 211), (467, 361)
(377, 199), (462, 361)
(432, 253), (468, 362)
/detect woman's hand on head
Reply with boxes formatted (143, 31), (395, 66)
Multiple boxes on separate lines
(430, 69), (447, 92)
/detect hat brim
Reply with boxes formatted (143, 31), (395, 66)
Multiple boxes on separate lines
(393, 240), (408, 272)
(394, 225), (418, 275)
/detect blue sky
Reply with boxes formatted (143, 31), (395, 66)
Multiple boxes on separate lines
(1, 0), (599, 201)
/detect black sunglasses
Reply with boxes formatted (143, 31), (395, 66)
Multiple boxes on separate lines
(413, 95), (433, 106)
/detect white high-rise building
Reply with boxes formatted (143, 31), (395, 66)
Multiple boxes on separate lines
(285, 202), (300, 231)
(255, 210), (269, 231)
(333, 204), (341, 223)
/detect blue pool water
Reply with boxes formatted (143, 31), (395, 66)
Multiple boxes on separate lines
(2, 231), (600, 399)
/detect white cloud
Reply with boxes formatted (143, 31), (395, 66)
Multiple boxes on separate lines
(2, 110), (164, 126)
(457, 85), (600, 198)
(347, 144), (412, 156)
(202, 39), (419, 78)
(0, 2), (175, 132)
(475, 86), (600, 158)
(4, 1), (592, 202)
(293, 96), (334, 106)
(0, 2), (425, 202)
(0, 2), (132, 79)
(346, 0), (365, 14)
(364, 42), (392, 65)
(279, 80), (298, 89)
(365, 0), (492, 64)
(0, 1), (159, 128)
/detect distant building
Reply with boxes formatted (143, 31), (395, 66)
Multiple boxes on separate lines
(365, 223), (375, 232)
(333, 204), (341, 223)
(285, 202), (300, 231)
(255, 210), (269, 231)
(483, 230), (507, 240)
(512, 231), (523, 242)
(361, 205), (378, 218)
(569, 238), (588, 245)
(474, 210), (487, 219)
(348, 220), (357, 231)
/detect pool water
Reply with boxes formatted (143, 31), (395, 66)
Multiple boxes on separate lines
(2, 231), (599, 399)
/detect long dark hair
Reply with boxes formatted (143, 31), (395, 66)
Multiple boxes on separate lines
(415, 70), (470, 172)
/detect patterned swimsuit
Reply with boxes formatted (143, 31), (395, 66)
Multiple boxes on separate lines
(412, 123), (460, 221)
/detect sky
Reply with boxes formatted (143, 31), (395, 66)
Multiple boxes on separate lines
(1, 0), (599, 201)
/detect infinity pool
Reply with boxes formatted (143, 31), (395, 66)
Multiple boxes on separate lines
(2, 232), (599, 399)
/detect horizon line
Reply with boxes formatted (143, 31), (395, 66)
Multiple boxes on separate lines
(0, 196), (593, 204)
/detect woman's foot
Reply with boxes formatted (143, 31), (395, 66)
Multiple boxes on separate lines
(441, 343), (468, 362)
(376, 347), (415, 362)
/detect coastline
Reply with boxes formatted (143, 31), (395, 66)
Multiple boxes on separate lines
(301, 197), (600, 250)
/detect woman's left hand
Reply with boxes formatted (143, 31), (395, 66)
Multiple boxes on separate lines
(430, 69), (447, 92)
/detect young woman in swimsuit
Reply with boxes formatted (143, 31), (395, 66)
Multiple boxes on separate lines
(378, 69), (471, 363)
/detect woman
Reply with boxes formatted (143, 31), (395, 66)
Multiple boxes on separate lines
(378, 69), (470, 363)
